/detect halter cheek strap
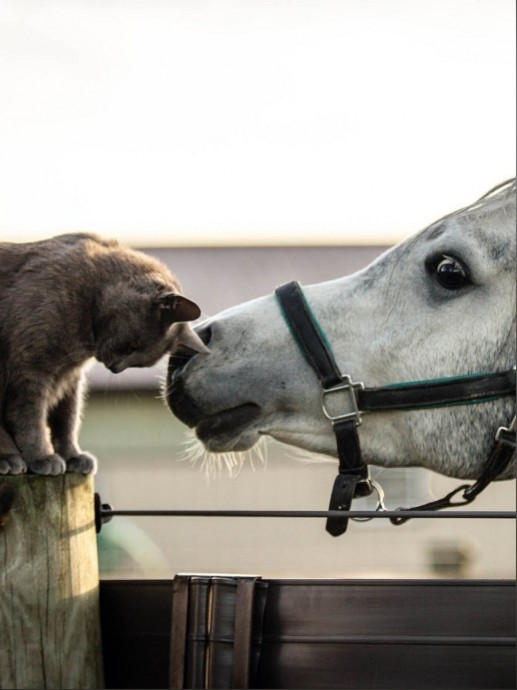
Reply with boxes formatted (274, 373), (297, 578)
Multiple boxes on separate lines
(275, 281), (516, 537)
(273, 281), (372, 535)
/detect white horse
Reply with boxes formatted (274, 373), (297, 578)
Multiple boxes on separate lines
(167, 180), (516, 492)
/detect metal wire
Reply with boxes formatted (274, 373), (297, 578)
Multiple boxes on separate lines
(101, 508), (516, 520)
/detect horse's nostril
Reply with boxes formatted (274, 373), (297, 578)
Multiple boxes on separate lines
(196, 325), (212, 347)
(168, 353), (192, 378)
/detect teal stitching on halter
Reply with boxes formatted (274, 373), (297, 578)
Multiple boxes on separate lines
(400, 396), (506, 410)
(383, 372), (490, 388)
(275, 286), (514, 408)
(382, 373), (508, 407)
(275, 289), (336, 356)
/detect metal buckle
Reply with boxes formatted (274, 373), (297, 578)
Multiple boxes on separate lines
(495, 414), (516, 446)
(321, 375), (364, 426)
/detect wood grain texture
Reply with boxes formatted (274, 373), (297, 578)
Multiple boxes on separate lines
(0, 475), (104, 689)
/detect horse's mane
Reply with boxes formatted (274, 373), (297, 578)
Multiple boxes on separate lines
(463, 177), (516, 220)
(478, 177), (516, 201)
(427, 177), (516, 231)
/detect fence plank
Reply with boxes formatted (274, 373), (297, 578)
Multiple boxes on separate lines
(100, 578), (515, 689)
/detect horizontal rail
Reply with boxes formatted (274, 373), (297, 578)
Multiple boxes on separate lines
(259, 634), (517, 646)
(101, 508), (516, 520)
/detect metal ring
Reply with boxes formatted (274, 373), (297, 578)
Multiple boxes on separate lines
(351, 480), (387, 522)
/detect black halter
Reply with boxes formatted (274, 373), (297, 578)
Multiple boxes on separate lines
(275, 281), (516, 536)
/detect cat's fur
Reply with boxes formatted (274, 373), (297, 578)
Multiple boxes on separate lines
(0, 232), (206, 476)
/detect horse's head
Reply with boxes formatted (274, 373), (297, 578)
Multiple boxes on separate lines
(167, 180), (516, 481)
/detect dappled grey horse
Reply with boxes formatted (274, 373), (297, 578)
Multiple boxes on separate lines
(167, 180), (516, 529)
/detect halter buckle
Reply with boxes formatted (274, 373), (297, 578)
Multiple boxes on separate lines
(495, 414), (516, 447)
(321, 376), (364, 426)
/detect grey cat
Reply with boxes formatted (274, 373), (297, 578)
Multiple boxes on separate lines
(0, 232), (206, 476)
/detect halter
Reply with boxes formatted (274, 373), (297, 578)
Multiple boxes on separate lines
(275, 281), (516, 536)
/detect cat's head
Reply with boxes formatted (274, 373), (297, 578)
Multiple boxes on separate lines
(94, 285), (207, 374)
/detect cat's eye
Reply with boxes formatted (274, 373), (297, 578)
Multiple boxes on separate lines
(120, 342), (141, 355)
(428, 254), (470, 290)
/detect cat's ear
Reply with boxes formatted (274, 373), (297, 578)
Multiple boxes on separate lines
(155, 292), (201, 323)
(170, 323), (211, 355)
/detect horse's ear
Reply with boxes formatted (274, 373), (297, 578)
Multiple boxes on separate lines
(156, 292), (201, 323)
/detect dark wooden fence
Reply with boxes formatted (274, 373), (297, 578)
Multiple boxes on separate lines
(100, 576), (516, 690)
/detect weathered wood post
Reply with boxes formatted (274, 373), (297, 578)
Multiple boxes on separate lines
(0, 475), (104, 689)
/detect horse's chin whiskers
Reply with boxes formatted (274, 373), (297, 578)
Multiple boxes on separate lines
(284, 446), (336, 465)
(178, 430), (268, 479)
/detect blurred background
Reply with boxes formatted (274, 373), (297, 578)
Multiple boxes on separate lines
(0, 0), (515, 579)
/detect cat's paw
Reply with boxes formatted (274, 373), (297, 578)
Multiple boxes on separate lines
(27, 455), (66, 476)
(66, 453), (98, 475)
(0, 454), (27, 475)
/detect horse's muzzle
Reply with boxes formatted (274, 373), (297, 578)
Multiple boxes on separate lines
(166, 355), (205, 427)
(166, 353), (262, 449)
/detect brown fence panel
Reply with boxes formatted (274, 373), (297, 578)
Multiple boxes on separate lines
(100, 578), (516, 690)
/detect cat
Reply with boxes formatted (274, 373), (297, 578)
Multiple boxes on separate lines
(0, 232), (207, 476)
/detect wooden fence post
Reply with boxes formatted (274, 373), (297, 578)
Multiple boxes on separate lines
(0, 475), (104, 690)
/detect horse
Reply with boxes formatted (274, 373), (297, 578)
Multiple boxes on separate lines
(166, 179), (516, 523)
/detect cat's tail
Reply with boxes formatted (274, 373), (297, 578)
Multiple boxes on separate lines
(0, 483), (15, 528)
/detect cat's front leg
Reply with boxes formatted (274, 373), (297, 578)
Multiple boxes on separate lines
(48, 374), (97, 475)
(0, 423), (26, 475)
(4, 380), (66, 475)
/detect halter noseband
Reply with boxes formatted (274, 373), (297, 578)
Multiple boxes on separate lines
(275, 281), (516, 536)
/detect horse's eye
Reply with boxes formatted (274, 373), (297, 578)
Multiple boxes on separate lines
(432, 255), (469, 290)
